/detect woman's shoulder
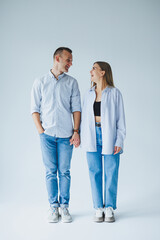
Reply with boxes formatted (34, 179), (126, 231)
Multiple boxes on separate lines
(84, 87), (95, 96)
(109, 87), (122, 96)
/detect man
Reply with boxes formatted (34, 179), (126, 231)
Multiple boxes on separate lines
(31, 47), (81, 223)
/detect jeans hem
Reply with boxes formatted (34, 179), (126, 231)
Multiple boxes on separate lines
(105, 205), (117, 210)
(94, 205), (103, 209)
(60, 204), (69, 209)
(50, 203), (59, 208)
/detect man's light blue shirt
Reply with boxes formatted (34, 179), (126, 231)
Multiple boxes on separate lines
(81, 86), (126, 155)
(31, 70), (81, 138)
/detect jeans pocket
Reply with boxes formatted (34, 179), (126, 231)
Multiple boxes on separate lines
(39, 132), (44, 136)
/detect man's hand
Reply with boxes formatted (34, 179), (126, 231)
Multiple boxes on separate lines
(70, 132), (80, 148)
(114, 146), (121, 155)
(39, 129), (44, 134)
(32, 112), (44, 134)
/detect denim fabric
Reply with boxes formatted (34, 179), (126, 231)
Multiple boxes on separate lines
(40, 133), (73, 208)
(87, 126), (120, 210)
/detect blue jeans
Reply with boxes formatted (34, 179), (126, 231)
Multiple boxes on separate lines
(40, 133), (73, 208)
(86, 126), (120, 210)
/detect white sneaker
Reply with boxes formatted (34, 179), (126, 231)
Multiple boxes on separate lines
(93, 208), (104, 222)
(47, 206), (59, 223)
(61, 208), (72, 223)
(104, 207), (115, 222)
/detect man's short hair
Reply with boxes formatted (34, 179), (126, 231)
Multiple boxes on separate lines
(53, 47), (72, 59)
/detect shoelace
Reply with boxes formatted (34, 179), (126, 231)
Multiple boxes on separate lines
(50, 207), (58, 214)
(62, 208), (69, 216)
(96, 208), (103, 217)
(106, 207), (113, 217)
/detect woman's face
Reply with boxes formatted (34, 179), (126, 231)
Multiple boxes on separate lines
(90, 63), (104, 83)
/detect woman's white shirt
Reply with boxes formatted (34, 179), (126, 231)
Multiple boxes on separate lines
(80, 86), (126, 155)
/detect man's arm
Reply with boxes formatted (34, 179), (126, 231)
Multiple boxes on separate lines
(70, 111), (81, 148)
(73, 111), (81, 131)
(32, 112), (44, 134)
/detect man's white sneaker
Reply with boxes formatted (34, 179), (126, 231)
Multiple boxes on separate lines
(104, 207), (115, 222)
(47, 206), (59, 223)
(93, 208), (104, 222)
(61, 208), (72, 223)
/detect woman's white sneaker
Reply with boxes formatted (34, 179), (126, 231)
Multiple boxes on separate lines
(61, 208), (72, 223)
(104, 207), (115, 222)
(47, 206), (59, 223)
(93, 208), (104, 222)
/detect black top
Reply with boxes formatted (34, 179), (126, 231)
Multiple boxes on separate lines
(93, 101), (101, 116)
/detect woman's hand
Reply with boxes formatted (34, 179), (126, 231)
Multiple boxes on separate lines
(70, 132), (80, 148)
(114, 146), (121, 155)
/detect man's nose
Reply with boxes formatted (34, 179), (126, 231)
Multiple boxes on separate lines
(69, 61), (72, 66)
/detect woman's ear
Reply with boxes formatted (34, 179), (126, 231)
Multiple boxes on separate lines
(101, 70), (105, 77)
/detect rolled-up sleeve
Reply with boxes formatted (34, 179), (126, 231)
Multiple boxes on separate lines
(70, 80), (81, 112)
(115, 90), (126, 149)
(31, 78), (41, 114)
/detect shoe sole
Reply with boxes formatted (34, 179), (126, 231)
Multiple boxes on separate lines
(61, 219), (72, 223)
(93, 217), (104, 223)
(47, 215), (59, 223)
(104, 217), (115, 223)
(48, 219), (59, 223)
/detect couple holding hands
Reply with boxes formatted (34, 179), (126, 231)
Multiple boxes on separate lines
(31, 47), (126, 223)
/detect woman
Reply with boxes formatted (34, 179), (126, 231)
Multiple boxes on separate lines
(81, 61), (126, 223)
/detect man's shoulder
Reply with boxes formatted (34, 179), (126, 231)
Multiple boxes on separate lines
(33, 72), (50, 86)
(63, 73), (77, 82)
(38, 72), (51, 82)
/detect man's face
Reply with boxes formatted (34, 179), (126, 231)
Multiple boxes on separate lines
(58, 50), (73, 73)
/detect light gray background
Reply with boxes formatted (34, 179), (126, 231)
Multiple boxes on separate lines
(1, 0), (160, 239)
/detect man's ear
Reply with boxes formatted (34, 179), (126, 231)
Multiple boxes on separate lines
(55, 55), (60, 62)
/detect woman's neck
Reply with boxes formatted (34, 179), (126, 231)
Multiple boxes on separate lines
(95, 82), (102, 93)
(95, 84), (102, 101)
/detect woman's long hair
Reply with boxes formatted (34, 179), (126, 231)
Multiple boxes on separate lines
(92, 61), (115, 89)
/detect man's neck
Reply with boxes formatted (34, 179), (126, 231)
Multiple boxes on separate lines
(51, 66), (63, 80)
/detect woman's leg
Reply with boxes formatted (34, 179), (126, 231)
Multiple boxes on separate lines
(87, 150), (103, 209)
(104, 153), (120, 210)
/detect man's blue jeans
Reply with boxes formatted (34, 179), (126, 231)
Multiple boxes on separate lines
(40, 133), (73, 208)
(86, 126), (120, 210)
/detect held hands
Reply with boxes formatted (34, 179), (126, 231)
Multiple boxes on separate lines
(70, 132), (80, 148)
(114, 146), (121, 155)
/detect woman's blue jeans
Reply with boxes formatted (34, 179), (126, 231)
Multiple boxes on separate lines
(40, 133), (73, 208)
(86, 126), (120, 210)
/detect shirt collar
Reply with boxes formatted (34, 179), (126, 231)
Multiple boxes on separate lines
(49, 70), (65, 80)
(89, 85), (111, 92)
(89, 86), (96, 91)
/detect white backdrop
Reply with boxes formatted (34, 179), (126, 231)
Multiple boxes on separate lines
(1, 0), (160, 239)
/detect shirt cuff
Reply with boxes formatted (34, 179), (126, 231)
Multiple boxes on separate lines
(31, 109), (40, 115)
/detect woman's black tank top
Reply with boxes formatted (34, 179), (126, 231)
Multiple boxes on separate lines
(93, 101), (101, 116)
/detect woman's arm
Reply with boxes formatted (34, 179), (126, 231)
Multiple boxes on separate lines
(114, 90), (126, 152)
